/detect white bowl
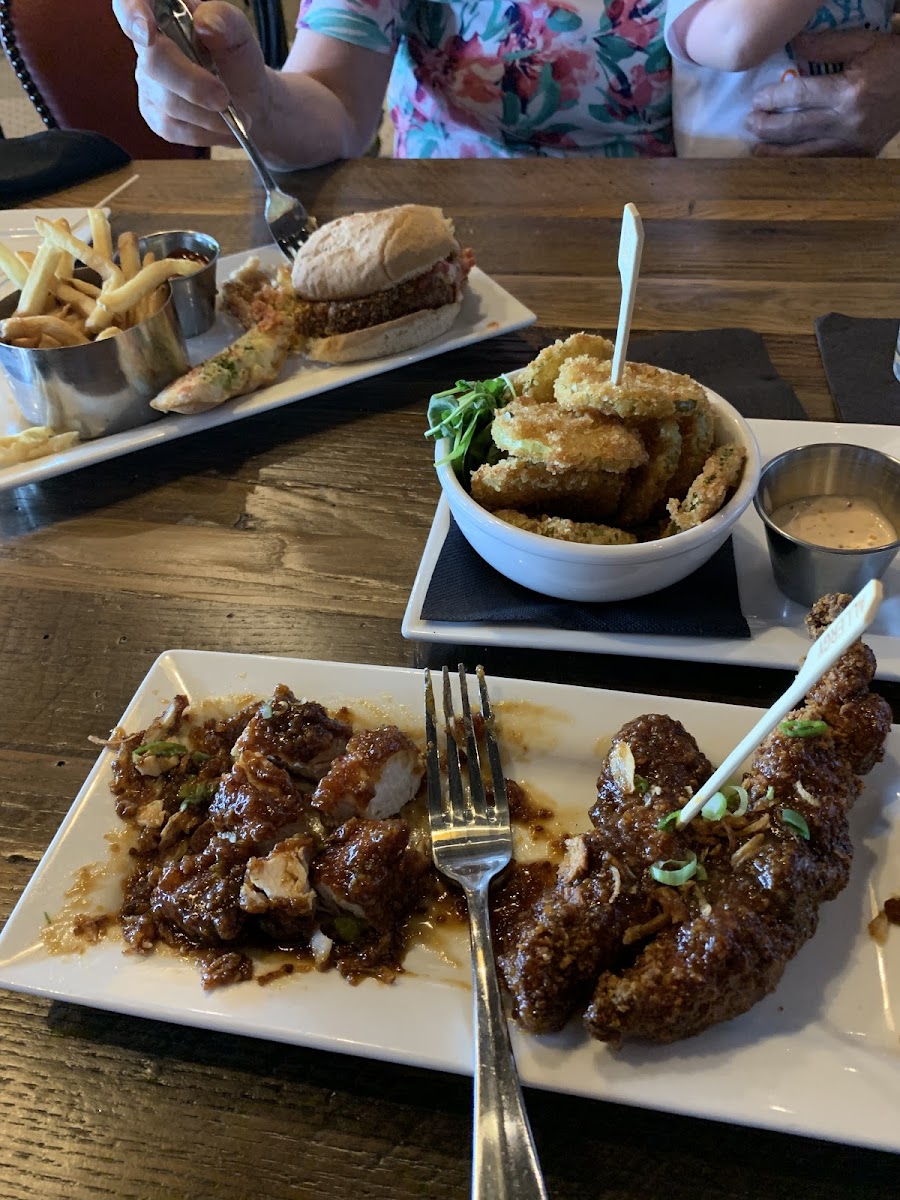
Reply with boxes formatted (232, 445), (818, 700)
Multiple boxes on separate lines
(435, 388), (761, 602)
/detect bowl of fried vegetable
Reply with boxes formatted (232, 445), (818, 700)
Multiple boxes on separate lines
(426, 333), (761, 602)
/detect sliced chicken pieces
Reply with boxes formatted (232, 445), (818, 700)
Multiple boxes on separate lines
(311, 726), (425, 827)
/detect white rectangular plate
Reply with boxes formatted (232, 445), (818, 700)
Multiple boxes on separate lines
(0, 651), (898, 1151)
(403, 418), (900, 679)
(0, 244), (535, 491)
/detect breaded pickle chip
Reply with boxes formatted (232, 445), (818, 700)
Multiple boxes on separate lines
(618, 418), (682, 527)
(667, 391), (714, 499)
(518, 333), (615, 404)
(494, 510), (638, 546)
(554, 357), (708, 421)
(471, 458), (624, 519)
(491, 400), (647, 472)
(666, 444), (747, 533)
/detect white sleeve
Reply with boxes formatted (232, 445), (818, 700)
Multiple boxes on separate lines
(664, 0), (707, 63)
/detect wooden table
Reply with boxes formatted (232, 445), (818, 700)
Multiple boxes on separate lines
(2, 159), (899, 1199)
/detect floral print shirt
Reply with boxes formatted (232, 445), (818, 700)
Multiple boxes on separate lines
(297, 1), (673, 158)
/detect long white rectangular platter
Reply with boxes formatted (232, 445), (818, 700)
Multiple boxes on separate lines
(0, 651), (898, 1152)
(0, 244), (535, 491)
(403, 418), (900, 679)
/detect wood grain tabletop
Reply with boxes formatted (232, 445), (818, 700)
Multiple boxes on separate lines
(2, 158), (899, 1199)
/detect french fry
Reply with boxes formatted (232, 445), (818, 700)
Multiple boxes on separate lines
(94, 326), (120, 341)
(67, 276), (101, 299)
(33, 216), (122, 288)
(0, 243), (29, 290)
(11, 337), (38, 348)
(53, 218), (75, 280)
(88, 258), (195, 323)
(15, 242), (62, 316)
(1, 315), (89, 346)
(0, 427), (79, 468)
(55, 281), (97, 320)
(38, 334), (63, 349)
(118, 232), (141, 282)
(88, 208), (114, 264)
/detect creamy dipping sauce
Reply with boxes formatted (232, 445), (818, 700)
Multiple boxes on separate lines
(770, 494), (896, 550)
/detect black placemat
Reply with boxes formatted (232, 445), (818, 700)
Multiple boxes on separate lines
(815, 312), (900, 425)
(0, 130), (130, 205)
(420, 327), (805, 638)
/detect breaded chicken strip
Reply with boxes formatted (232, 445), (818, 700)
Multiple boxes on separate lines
(517, 333), (615, 404)
(665, 443), (747, 533)
(470, 458), (624, 520)
(554, 356), (708, 421)
(494, 510), (637, 546)
(491, 400), (647, 472)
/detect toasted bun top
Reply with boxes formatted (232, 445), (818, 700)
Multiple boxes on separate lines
(291, 205), (459, 301)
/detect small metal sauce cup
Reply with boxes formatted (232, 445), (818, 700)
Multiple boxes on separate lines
(754, 443), (900, 606)
(0, 268), (189, 439)
(138, 230), (219, 338)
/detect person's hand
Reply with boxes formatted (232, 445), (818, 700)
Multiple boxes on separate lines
(746, 29), (900, 156)
(112, 0), (270, 146)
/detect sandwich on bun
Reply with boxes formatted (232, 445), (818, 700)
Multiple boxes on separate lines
(290, 205), (473, 363)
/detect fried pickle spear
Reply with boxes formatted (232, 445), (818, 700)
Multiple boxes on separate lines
(491, 400), (647, 473)
(665, 443), (746, 533)
(495, 510), (637, 546)
(517, 333), (615, 404)
(554, 356), (708, 421)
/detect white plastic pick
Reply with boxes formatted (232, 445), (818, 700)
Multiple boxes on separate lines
(610, 203), (645, 388)
(676, 579), (884, 829)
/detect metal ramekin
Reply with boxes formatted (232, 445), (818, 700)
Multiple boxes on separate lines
(138, 230), (219, 338)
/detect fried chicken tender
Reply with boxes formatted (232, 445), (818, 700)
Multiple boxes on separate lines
(665, 443), (747, 533)
(470, 458), (624, 520)
(554, 356), (708, 421)
(491, 400), (647, 473)
(495, 510), (637, 546)
(617, 418), (682, 527)
(666, 392), (714, 499)
(517, 333), (615, 404)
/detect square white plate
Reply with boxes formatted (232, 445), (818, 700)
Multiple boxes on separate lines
(0, 244), (535, 491)
(403, 418), (900, 679)
(0, 651), (898, 1151)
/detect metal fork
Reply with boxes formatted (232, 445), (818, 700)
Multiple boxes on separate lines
(424, 665), (548, 1200)
(153, 0), (316, 260)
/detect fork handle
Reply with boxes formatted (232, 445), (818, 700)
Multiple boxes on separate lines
(466, 884), (548, 1200)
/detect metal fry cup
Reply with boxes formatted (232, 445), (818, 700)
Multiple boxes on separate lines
(138, 230), (219, 338)
(754, 443), (900, 607)
(0, 269), (189, 440)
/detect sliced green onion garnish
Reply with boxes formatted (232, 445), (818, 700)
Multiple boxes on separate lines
(332, 915), (366, 942)
(701, 792), (728, 821)
(177, 780), (216, 809)
(779, 719), (828, 738)
(650, 852), (698, 886)
(781, 808), (810, 840)
(191, 750), (211, 764)
(722, 784), (749, 816)
(657, 811), (680, 831)
(635, 774), (649, 795)
(260, 701), (274, 720)
(765, 786), (775, 801)
(695, 861), (708, 881)
(133, 741), (188, 759)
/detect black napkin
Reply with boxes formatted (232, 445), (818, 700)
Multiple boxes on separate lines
(815, 312), (900, 425)
(420, 327), (805, 639)
(0, 130), (131, 205)
(423, 518), (750, 637)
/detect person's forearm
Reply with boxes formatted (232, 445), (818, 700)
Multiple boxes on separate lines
(249, 68), (376, 170)
(679, 0), (823, 70)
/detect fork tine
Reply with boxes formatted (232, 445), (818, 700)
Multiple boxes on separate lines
(457, 663), (488, 822)
(423, 669), (445, 827)
(441, 666), (466, 824)
(477, 666), (508, 824)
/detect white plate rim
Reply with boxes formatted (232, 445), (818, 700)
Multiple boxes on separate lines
(402, 417), (900, 680)
(0, 649), (898, 1153)
(0, 245), (535, 491)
